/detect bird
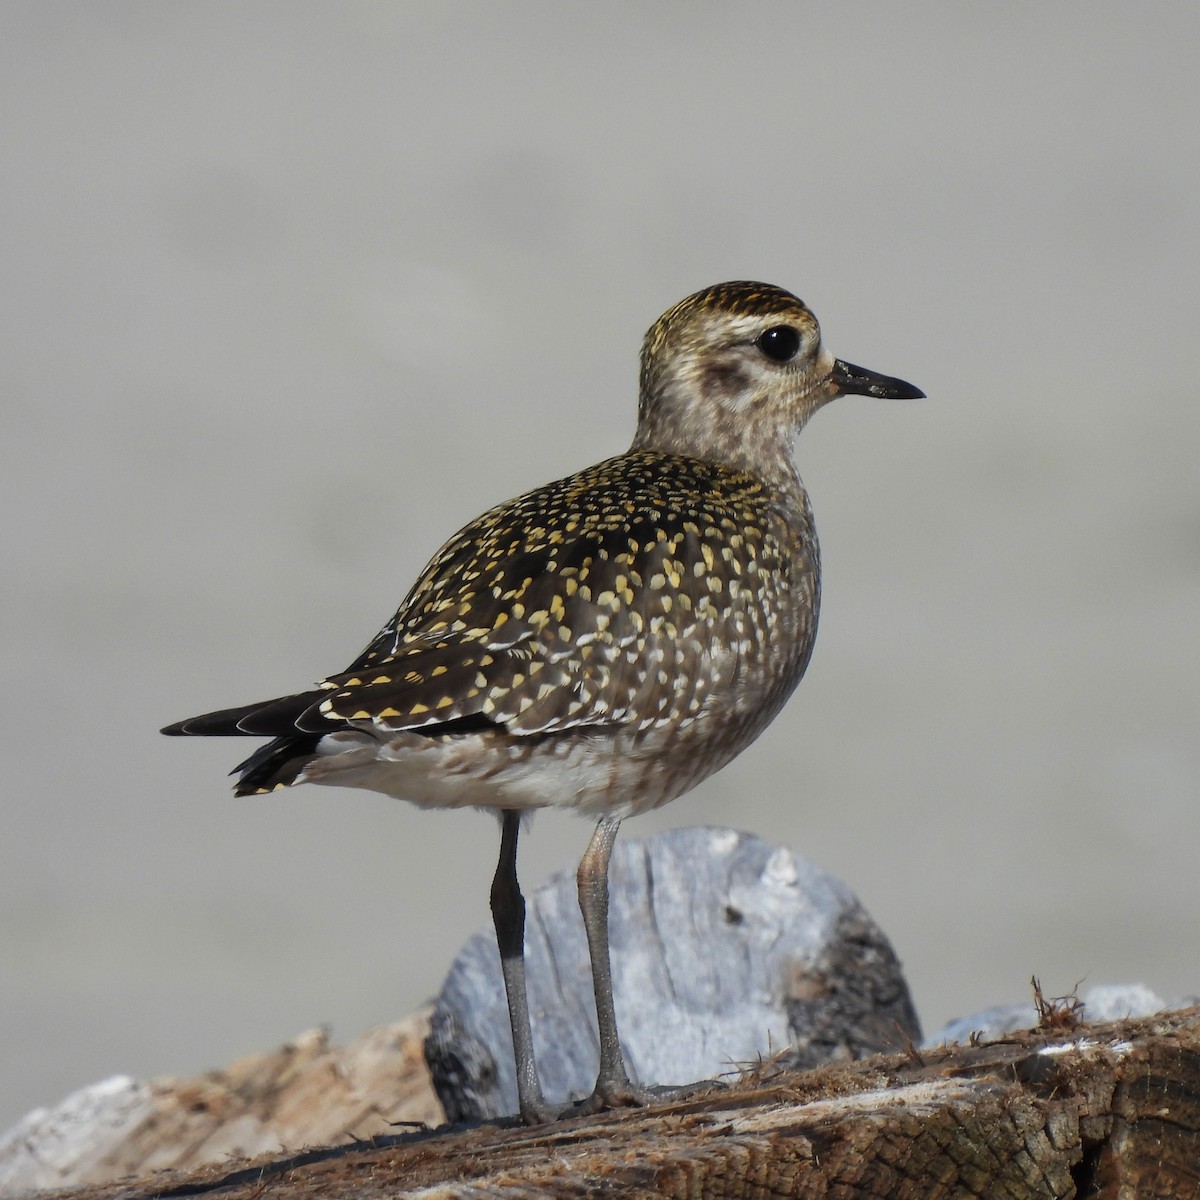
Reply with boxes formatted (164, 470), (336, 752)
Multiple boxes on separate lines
(162, 280), (923, 1124)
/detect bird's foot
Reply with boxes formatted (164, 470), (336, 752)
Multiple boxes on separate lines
(518, 1076), (724, 1125)
(569, 1074), (725, 1118)
(517, 1097), (571, 1126)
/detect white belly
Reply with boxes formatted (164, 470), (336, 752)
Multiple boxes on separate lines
(297, 725), (685, 818)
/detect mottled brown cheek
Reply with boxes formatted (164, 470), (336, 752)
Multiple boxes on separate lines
(699, 355), (753, 405)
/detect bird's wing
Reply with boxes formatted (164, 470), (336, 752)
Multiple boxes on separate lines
(316, 452), (792, 737)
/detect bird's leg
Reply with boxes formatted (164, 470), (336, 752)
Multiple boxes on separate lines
(490, 809), (554, 1125)
(574, 815), (722, 1115)
(575, 814), (645, 1108)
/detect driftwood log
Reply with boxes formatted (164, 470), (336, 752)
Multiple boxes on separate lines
(6, 827), (1195, 1195)
(0, 1015), (442, 1194)
(26, 1007), (1200, 1199)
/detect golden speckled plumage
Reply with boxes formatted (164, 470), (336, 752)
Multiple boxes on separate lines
(163, 279), (922, 1122)
(327, 454), (804, 735)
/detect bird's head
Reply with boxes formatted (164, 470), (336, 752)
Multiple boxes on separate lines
(633, 281), (923, 475)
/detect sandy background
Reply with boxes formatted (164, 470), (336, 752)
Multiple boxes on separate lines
(3, 4), (1198, 1131)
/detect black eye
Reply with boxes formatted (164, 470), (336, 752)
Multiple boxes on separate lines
(755, 325), (802, 363)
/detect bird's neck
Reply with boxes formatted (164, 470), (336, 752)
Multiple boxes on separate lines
(630, 414), (807, 504)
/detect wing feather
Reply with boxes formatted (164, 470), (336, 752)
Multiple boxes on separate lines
(312, 451), (799, 738)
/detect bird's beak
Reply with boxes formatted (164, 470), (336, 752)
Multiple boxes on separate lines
(831, 359), (925, 400)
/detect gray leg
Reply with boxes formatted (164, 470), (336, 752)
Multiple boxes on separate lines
(576, 814), (640, 1104)
(489, 809), (552, 1124)
(575, 815), (718, 1114)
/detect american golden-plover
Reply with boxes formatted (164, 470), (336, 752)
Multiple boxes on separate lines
(163, 281), (923, 1123)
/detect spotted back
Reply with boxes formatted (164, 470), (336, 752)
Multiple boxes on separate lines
(317, 449), (817, 738)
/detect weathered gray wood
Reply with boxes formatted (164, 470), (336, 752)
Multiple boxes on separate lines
(426, 826), (920, 1120)
(36, 1008), (1200, 1200)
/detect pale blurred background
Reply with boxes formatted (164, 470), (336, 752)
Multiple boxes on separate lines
(3, 3), (1198, 1131)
